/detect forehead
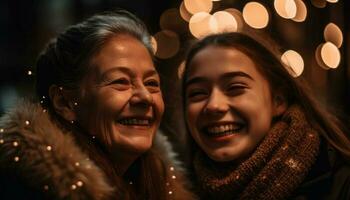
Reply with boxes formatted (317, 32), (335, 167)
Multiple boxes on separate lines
(187, 46), (260, 79)
(90, 34), (153, 74)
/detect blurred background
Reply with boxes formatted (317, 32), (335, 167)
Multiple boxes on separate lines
(1, 0), (349, 152)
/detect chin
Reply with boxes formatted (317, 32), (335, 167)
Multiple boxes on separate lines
(206, 149), (241, 162)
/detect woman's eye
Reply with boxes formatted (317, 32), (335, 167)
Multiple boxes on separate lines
(110, 78), (130, 85)
(145, 80), (160, 87)
(145, 79), (160, 92)
(108, 78), (131, 90)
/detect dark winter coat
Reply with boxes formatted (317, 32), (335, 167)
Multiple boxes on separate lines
(0, 100), (195, 199)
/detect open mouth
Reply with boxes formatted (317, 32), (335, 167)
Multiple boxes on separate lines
(202, 122), (245, 138)
(117, 117), (153, 126)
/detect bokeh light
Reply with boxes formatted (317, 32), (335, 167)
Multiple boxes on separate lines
(150, 36), (157, 54)
(178, 61), (186, 79)
(315, 43), (330, 70)
(326, 0), (338, 3)
(292, 0), (307, 22)
(243, 2), (269, 29)
(225, 8), (244, 32)
(179, 1), (192, 22)
(153, 30), (180, 59)
(213, 11), (238, 33)
(189, 12), (218, 39)
(324, 23), (343, 48)
(184, 0), (213, 15)
(160, 8), (188, 34)
(311, 0), (327, 8)
(320, 42), (341, 69)
(281, 50), (304, 77)
(274, 0), (297, 19)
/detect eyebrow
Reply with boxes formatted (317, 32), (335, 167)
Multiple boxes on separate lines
(185, 71), (254, 87)
(99, 66), (158, 82)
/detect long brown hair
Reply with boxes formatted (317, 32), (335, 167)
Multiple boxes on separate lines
(182, 32), (350, 162)
(35, 10), (169, 199)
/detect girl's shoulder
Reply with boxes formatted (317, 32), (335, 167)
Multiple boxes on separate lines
(292, 141), (350, 200)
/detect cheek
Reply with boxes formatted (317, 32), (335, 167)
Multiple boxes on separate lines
(185, 104), (201, 130)
(153, 94), (165, 116)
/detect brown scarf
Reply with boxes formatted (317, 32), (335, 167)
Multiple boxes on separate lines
(193, 105), (320, 200)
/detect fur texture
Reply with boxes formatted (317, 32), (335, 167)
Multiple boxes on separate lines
(0, 99), (195, 199)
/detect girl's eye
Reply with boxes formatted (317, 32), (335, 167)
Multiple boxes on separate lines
(226, 84), (246, 96)
(187, 89), (208, 101)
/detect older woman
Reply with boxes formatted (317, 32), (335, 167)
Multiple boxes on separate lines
(0, 10), (195, 200)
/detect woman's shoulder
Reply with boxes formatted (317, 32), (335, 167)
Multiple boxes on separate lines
(0, 99), (113, 199)
(153, 130), (198, 200)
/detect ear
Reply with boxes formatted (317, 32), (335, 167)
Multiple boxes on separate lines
(272, 93), (287, 117)
(49, 85), (77, 122)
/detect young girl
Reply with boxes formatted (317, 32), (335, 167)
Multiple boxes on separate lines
(0, 10), (195, 199)
(182, 32), (350, 199)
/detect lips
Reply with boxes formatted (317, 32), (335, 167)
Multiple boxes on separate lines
(202, 122), (245, 138)
(117, 117), (153, 126)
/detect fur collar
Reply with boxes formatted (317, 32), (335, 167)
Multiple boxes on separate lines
(0, 99), (189, 199)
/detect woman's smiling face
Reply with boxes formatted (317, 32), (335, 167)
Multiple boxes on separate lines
(76, 34), (164, 156)
(185, 45), (283, 162)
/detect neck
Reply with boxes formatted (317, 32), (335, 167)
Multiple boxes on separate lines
(110, 150), (140, 176)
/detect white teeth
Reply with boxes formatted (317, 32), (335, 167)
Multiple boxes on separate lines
(206, 124), (242, 134)
(119, 118), (150, 126)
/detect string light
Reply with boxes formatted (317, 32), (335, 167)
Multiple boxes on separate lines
(44, 185), (49, 190)
(46, 146), (52, 151)
(77, 181), (83, 187)
(14, 156), (20, 162)
(25, 121), (30, 125)
(27, 70), (32, 75)
(13, 141), (19, 147)
(0, 128), (4, 133)
(0, 139), (4, 144)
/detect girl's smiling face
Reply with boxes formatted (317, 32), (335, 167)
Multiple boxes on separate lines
(185, 45), (285, 162)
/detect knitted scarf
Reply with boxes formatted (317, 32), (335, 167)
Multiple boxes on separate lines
(193, 105), (320, 200)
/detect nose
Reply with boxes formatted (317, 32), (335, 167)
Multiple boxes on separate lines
(203, 88), (229, 116)
(129, 85), (153, 107)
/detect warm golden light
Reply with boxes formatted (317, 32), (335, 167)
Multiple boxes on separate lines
(213, 11), (238, 33)
(243, 2), (269, 29)
(274, 0), (297, 19)
(184, 0), (213, 15)
(189, 12), (218, 39)
(150, 36), (157, 54)
(324, 23), (343, 48)
(292, 0), (307, 22)
(326, 0), (338, 3)
(281, 50), (304, 77)
(321, 42), (341, 69)
(225, 8), (244, 32)
(180, 1), (192, 22)
(160, 8), (188, 34)
(178, 61), (186, 79)
(311, 0), (327, 8)
(153, 30), (180, 59)
(315, 43), (330, 70)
